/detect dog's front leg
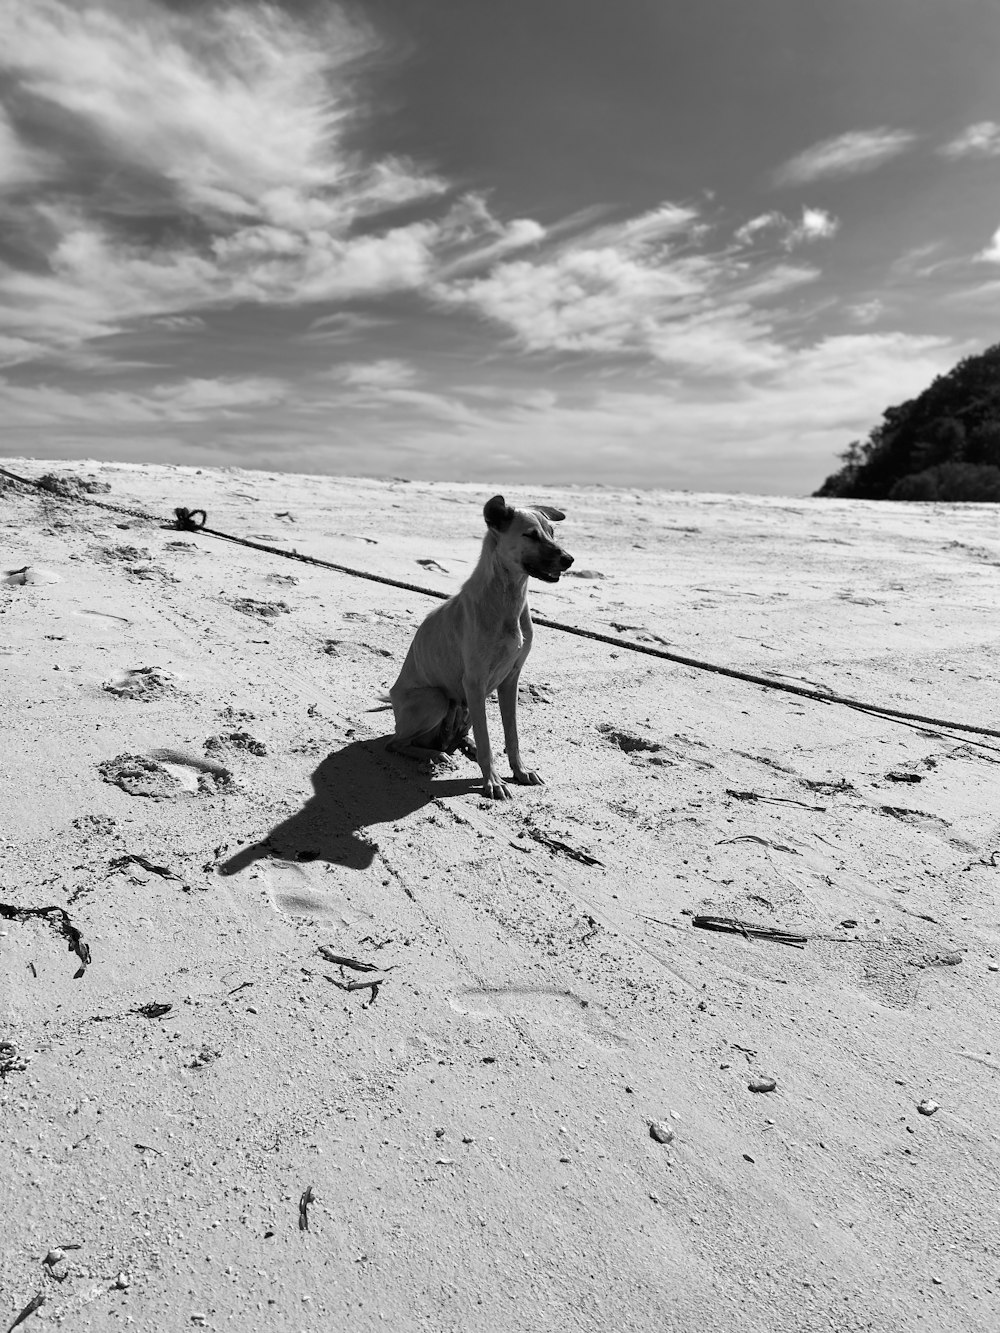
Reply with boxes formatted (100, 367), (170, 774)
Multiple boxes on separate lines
(497, 668), (543, 786)
(464, 678), (510, 800)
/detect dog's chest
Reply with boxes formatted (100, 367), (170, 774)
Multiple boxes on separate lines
(481, 617), (524, 686)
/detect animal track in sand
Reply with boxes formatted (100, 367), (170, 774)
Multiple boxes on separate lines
(449, 986), (626, 1048)
(98, 751), (233, 800)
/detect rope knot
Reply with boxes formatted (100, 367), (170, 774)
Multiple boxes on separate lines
(174, 507), (207, 531)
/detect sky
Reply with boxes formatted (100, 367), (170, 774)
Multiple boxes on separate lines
(2, 0), (1000, 494)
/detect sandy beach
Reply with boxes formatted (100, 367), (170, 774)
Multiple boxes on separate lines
(2, 458), (1000, 1332)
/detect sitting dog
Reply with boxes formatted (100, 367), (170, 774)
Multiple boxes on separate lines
(387, 494), (573, 798)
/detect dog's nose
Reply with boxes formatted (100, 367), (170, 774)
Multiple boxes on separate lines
(559, 553), (574, 570)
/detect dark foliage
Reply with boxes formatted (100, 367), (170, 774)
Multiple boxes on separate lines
(814, 342), (1000, 500)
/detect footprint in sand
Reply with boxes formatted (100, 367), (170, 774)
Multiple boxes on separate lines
(598, 724), (663, 756)
(98, 751), (233, 800)
(262, 859), (372, 924)
(204, 730), (267, 757)
(2, 565), (61, 586)
(102, 666), (179, 701)
(449, 986), (627, 1048)
(228, 597), (290, 619)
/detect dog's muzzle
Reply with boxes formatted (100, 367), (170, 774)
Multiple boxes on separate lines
(529, 551), (574, 584)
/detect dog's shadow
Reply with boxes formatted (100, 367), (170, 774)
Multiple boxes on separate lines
(219, 737), (477, 877)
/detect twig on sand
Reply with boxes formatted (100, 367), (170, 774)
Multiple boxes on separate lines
(0, 903), (91, 976)
(523, 828), (604, 867)
(324, 974), (383, 995)
(692, 915), (807, 949)
(717, 834), (801, 855)
(725, 789), (826, 812)
(299, 1186), (315, 1231)
(317, 947), (389, 973)
(107, 854), (180, 880)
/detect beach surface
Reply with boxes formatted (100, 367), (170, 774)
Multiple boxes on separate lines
(2, 458), (1000, 1331)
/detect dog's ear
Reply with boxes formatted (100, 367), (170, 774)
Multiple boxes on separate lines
(535, 505), (565, 523)
(484, 495), (514, 531)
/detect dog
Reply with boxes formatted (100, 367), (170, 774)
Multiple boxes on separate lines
(387, 494), (573, 799)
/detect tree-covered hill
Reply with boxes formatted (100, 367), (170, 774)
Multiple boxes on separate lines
(814, 342), (1000, 501)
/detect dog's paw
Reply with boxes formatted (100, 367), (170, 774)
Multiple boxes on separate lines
(512, 769), (544, 786)
(483, 776), (512, 800)
(424, 753), (457, 773)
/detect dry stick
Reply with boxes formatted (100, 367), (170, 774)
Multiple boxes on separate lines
(3, 466), (999, 742)
(317, 947), (386, 972)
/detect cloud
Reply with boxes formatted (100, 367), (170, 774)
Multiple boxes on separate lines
(774, 128), (917, 184)
(845, 299), (884, 325)
(734, 207), (838, 249)
(433, 202), (830, 377)
(978, 226), (1000, 264)
(0, 106), (50, 188)
(335, 359), (418, 390)
(0, 374), (287, 426)
(939, 122), (1000, 160)
(0, 0), (456, 362)
(364, 331), (961, 492)
(3, 0), (371, 211)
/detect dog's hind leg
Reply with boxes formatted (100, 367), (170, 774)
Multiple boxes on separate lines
(386, 685), (454, 763)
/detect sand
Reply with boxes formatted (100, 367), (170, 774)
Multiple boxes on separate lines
(2, 457), (999, 1332)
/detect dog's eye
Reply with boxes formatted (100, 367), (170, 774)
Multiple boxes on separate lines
(526, 531), (541, 541)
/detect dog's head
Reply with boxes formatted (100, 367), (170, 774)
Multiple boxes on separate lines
(483, 494), (574, 583)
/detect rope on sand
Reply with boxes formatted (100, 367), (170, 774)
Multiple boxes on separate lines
(4, 466), (999, 741)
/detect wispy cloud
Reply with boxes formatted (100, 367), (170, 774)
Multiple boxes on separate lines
(774, 128), (917, 184)
(0, 374), (287, 427)
(335, 359), (419, 390)
(734, 207), (839, 249)
(433, 201), (828, 377)
(0, 0), (456, 362)
(939, 121), (1000, 160)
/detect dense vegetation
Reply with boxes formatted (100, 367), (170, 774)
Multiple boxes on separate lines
(814, 342), (1000, 501)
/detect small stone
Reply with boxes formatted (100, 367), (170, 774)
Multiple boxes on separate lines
(43, 1248), (64, 1267)
(743, 1153), (755, 1163)
(748, 1077), (777, 1094)
(917, 1099), (940, 1116)
(559, 1156), (570, 1163)
(649, 1121), (675, 1145)
(113, 1272), (130, 1290)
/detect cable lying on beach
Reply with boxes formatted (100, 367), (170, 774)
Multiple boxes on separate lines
(4, 465), (1000, 742)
